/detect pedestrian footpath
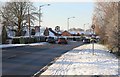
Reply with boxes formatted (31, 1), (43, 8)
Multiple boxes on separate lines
(41, 44), (119, 75)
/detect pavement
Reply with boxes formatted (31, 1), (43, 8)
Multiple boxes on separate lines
(40, 44), (119, 75)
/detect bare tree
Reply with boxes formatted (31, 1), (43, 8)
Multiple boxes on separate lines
(118, 1), (120, 55)
(93, 1), (119, 53)
(0, 1), (38, 36)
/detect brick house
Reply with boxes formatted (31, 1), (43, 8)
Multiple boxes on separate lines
(61, 31), (71, 36)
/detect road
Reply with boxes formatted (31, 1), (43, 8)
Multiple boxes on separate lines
(2, 41), (83, 76)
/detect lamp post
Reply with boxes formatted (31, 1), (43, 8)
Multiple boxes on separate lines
(84, 23), (89, 32)
(67, 16), (75, 31)
(39, 4), (50, 41)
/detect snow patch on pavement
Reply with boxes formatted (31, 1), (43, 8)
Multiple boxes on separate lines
(41, 44), (119, 75)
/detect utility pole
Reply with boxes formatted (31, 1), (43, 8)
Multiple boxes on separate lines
(39, 6), (41, 41)
(28, 7), (30, 38)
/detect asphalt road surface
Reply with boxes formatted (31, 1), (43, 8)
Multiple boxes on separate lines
(2, 41), (83, 76)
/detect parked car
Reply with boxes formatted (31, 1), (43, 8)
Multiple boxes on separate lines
(81, 36), (86, 41)
(58, 38), (68, 44)
(46, 37), (56, 43)
(83, 38), (90, 44)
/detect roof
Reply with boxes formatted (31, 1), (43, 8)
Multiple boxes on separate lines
(69, 31), (77, 34)
(35, 27), (57, 37)
(62, 31), (71, 36)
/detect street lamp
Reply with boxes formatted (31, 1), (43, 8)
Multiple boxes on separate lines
(67, 16), (75, 31)
(39, 4), (50, 41)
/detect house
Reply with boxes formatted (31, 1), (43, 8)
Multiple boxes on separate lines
(69, 31), (77, 35)
(68, 28), (84, 36)
(35, 27), (58, 37)
(68, 31), (85, 36)
(44, 27), (49, 36)
(61, 31), (71, 36)
(1, 25), (36, 38)
(22, 26), (35, 36)
(35, 26), (40, 33)
(48, 28), (59, 37)
(6, 26), (16, 38)
(35, 26), (45, 36)
(85, 29), (94, 36)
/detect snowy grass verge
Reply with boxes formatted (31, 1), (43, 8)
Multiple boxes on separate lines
(41, 44), (119, 75)
(0, 42), (48, 48)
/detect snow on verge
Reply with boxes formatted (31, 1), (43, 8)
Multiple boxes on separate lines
(0, 42), (48, 48)
(41, 44), (119, 75)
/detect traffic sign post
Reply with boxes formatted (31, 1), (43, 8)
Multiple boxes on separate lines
(91, 24), (95, 55)
(55, 26), (60, 39)
(91, 24), (95, 29)
(55, 26), (60, 32)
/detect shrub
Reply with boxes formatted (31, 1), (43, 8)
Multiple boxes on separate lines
(20, 37), (25, 44)
(2, 26), (8, 44)
(12, 36), (47, 44)
(34, 36), (41, 42)
(67, 37), (73, 40)
(28, 37), (35, 43)
(75, 38), (81, 41)
(12, 37), (20, 44)
(40, 36), (47, 42)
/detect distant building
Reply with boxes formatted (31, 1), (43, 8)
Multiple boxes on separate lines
(44, 27), (49, 36)
(35, 26), (40, 33)
(6, 26), (16, 38)
(69, 31), (77, 35)
(35, 27), (58, 37)
(85, 29), (94, 36)
(62, 31), (71, 36)
(22, 26), (35, 36)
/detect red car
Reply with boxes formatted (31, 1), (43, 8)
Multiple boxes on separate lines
(58, 38), (68, 44)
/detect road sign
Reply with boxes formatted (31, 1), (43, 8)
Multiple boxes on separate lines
(91, 24), (95, 29)
(91, 24), (95, 55)
(55, 26), (60, 32)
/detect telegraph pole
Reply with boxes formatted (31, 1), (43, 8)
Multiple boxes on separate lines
(28, 7), (31, 38)
(39, 6), (41, 41)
